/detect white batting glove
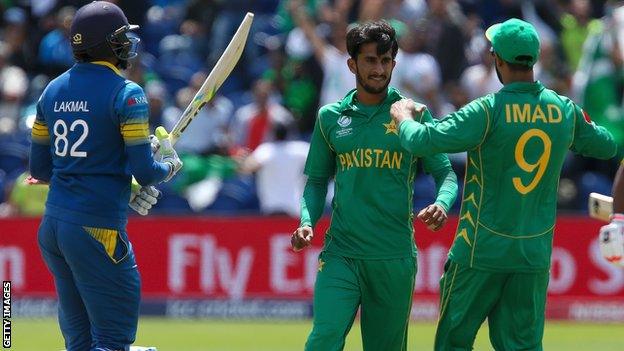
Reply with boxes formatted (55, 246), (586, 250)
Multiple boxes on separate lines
(149, 134), (160, 154)
(154, 126), (183, 182)
(599, 213), (624, 267)
(129, 186), (160, 216)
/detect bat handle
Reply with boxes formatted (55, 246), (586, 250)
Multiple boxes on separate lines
(155, 126), (174, 152)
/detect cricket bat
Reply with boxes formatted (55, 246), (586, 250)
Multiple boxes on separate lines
(164, 12), (254, 146)
(588, 192), (613, 222)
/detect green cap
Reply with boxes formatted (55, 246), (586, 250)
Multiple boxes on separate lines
(485, 18), (540, 66)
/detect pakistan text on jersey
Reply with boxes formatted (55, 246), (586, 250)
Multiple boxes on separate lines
(338, 149), (403, 171)
(53, 101), (90, 112)
(504, 103), (562, 124)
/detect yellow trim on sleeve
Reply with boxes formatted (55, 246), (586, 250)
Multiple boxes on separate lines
(121, 122), (149, 140)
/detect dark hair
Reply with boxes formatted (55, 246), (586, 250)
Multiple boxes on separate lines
(492, 50), (533, 72)
(506, 55), (534, 71)
(273, 123), (288, 141)
(506, 61), (533, 72)
(346, 20), (398, 59)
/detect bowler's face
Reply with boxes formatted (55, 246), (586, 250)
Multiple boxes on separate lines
(350, 42), (395, 94)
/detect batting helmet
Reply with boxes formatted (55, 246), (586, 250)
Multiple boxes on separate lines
(70, 1), (139, 66)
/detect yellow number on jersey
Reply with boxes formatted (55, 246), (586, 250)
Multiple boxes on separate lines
(512, 129), (551, 195)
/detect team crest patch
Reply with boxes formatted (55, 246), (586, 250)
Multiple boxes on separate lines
(337, 115), (352, 128)
(72, 33), (82, 45)
(383, 119), (398, 135)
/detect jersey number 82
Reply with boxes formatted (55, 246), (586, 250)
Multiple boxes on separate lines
(53, 119), (89, 158)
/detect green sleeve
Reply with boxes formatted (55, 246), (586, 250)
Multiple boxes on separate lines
(398, 98), (490, 157)
(570, 104), (618, 159)
(418, 110), (458, 212)
(300, 176), (329, 227)
(304, 114), (336, 178)
(300, 113), (336, 227)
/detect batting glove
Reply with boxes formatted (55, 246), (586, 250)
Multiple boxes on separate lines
(599, 213), (624, 267)
(154, 126), (183, 182)
(129, 186), (160, 216)
(149, 134), (160, 154)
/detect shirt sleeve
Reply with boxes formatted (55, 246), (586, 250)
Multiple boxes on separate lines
(29, 99), (53, 181)
(570, 103), (618, 159)
(303, 113), (336, 178)
(251, 143), (270, 166)
(398, 98), (490, 157)
(114, 82), (170, 185)
(418, 109), (458, 212)
(300, 175), (330, 228)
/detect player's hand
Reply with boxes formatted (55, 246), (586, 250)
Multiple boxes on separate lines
(149, 134), (160, 154)
(599, 214), (624, 266)
(154, 126), (183, 182)
(162, 149), (183, 182)
(291, 226), (313, 251)
(417, 204), (448, 231)
(390, 98), (426, 125)
(129, 186), (160, 216)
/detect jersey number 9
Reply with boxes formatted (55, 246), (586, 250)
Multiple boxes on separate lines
(512, 128), (551, 195)
(53, 119), (89, 158)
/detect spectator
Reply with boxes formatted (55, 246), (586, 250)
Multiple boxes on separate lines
(289, 0), (355, 106)
(0, 43), (28, 133)
(459, 44), (502, 101)
(424, 0), (467, 85)
(164, 72), (234, 155)
(560, 0), (602, 70)
(265, 33), (323, 134)
(392, 21), (453, 117)
(145, 80), (168, 130)
(231, 78), (295, 150)
(238, 123), (309, 217)
(0, 172), (48, 217)
(2, 7), (32, 70)
(38, 6), (76, 77)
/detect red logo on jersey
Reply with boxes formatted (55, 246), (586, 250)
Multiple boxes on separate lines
(582, 110), (592, 123)
(127, 96), (148, 106)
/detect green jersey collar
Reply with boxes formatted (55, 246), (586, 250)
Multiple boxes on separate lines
(338, 87), (403, 113)
(499, 80), (545, 93)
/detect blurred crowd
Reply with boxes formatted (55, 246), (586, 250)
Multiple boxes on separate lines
(0, 0), (623, 218)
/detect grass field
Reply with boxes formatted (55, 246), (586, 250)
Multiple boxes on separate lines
(10, 318), (624, 350)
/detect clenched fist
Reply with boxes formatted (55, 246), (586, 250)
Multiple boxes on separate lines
(291, 226), (314, 251)
(417, 204), (448, 232)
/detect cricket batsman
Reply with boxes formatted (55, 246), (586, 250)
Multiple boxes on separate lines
(598, 161), (624, 266)
(390, 18), (617, 350)
(291, 21), (458, 350)
(29, 2), (182, 350)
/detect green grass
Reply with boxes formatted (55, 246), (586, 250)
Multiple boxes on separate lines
(10, 318), (623, 350)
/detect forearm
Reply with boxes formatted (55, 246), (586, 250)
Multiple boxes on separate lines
(399, 119), (436, 157)
(613, 162), (624, 214)
(126, 144), (170, 185)
(430, 166), (458, 212)
(29, 143), (52, 181)
(300, 176), (329, 228)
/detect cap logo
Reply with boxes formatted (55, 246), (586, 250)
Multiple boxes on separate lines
(72, 33), (82, 45)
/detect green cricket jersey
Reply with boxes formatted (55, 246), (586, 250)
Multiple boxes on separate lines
(398, 81), (617, 272)
(301, 87), (458, 259)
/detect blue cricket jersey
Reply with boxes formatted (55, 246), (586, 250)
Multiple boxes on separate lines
(29, 61), (170, 230)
